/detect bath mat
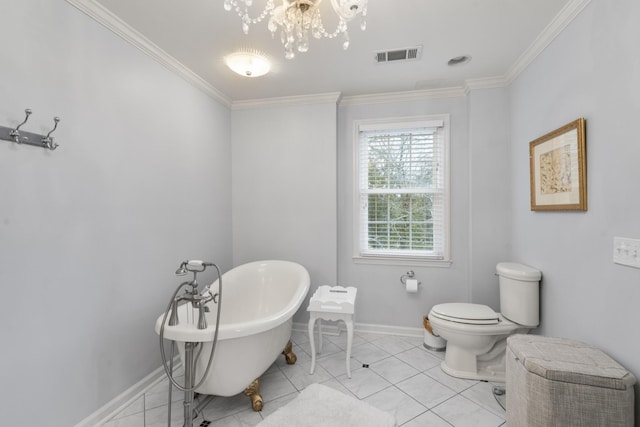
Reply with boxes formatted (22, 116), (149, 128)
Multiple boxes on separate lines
(257, 383), (396, 427)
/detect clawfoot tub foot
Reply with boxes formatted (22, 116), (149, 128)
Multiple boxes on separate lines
(244, 378), (263, 412)
(281, 339), (297, 365)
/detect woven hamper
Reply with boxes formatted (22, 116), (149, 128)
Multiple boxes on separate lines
(506, 335), (635, 426)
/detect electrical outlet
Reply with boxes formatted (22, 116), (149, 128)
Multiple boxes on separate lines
(613, 237), (640, 269)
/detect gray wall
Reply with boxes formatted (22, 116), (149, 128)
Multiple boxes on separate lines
(337, 93), (512, 328)
(231, 100), (338, 322)
(509, 0), (640, 414)
(0, 1), (232, 425)
(468, 88), (512, 310)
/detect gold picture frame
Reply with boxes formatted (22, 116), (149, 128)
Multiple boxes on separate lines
(529, 118), (587, 211)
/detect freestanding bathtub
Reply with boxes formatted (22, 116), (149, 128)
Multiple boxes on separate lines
(155, 260), (310, 410)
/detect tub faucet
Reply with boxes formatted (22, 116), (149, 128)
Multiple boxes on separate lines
(173, 260), (219, 329)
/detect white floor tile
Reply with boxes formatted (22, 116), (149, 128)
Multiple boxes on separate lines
(290, 330), (311, 345)
(143, 399), (184, 427)
(325, 330), (368, 350)
(395, 347), (442, 372)
(402, 410), (452, 427)
(336, 367), (391, 399)
(281, 358), (333, 390)
(110, 395), (144, 420)
(460, 382), (506, 419)
(144, 378), (183, 412)
(369, 335), (417, 355)
(399, 335), (426, 348)
(431, 394), (504, 427)
(370, 356), (420, 384)
(259, 368), (297, 402)
(363, 386), (428, 425)
(200, 393), (253, 422)
(319, 377), (358, 398)
(396, 373), (456, 409)
(208, 408), (263, 427)
(258, 391), (299, 419)
(424, 365), (478, 393)
(350, 341), (393, 365)
(316, 349), (362, 377)
(102, 411), (145, 427)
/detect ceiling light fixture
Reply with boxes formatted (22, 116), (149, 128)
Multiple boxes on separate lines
(223, 0), (368, 59)
(447, 55), (471, 66)
(225, 50), (271, 77)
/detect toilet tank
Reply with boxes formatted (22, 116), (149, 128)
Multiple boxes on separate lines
(497, 262), (541, 327)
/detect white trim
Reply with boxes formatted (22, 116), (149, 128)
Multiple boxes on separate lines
(340, 87), (467, 106)
(74, 360), (179, 427)
(353, 114), (451, 264)
(504, 0), (592, 85)
(293, 321), (423, 338)
(231, 92), (342, 110)
(358, 119), (444, 132)
(65, 0), (231, 108)
(352, 256), (452, 268)
(464, 76), (510, 92)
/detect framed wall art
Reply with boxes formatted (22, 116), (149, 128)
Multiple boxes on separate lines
(529, 118), (587, 211)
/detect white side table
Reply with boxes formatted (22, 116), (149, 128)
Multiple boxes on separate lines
(307, 285), (358, 378)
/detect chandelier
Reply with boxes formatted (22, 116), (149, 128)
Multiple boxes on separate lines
(223, 0), (368, 59)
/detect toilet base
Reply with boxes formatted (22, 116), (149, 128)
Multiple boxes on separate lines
(440, 358), (506, 382)
(440, 335), (515, 382)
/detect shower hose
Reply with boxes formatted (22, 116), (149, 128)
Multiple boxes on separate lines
(158, 263), (222, 426)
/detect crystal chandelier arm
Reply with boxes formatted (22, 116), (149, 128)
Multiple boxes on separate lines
(224, 0), (275, 33)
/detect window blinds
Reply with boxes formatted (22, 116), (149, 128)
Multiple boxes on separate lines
(357, 119), (447, 259)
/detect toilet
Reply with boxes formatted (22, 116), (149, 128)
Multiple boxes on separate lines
(428, 262), (541, 382)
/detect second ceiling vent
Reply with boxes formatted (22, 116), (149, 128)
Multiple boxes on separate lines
(375, 46), (422, 63)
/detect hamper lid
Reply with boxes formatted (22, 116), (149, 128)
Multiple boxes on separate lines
(507, 335), (637, 390)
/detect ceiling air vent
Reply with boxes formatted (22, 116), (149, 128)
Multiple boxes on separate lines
(375, 46), (422, 64)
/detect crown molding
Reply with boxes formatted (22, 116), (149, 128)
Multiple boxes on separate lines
(504, 0), (591, 85)
(231, 92), (342, 110)
(339, 86), (468, 106)
(464, 76), (510, 92)
(65, 0), (231, 108)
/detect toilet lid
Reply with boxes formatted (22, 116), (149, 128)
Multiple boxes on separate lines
(431, 303), (499, 325)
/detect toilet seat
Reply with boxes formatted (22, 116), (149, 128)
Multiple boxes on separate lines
(430, 303), (499, 325)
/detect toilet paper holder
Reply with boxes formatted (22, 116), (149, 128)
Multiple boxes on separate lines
(400, 270), (421, 287)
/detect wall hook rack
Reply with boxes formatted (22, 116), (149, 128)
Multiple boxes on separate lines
(1, 108), (62, 151)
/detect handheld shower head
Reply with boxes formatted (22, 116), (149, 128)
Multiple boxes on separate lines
(175, 262), (188, 276)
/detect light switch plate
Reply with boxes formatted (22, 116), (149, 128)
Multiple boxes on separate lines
(613, 237), (640, 269)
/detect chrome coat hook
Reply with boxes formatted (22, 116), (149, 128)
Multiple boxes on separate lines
(42, 117), (60, 150)
(9, 109), (32, 143)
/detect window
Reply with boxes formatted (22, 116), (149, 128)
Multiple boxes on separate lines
(354, 116), (450, 263)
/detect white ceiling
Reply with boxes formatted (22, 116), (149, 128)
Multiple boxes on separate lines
(73, 0), (582, 104)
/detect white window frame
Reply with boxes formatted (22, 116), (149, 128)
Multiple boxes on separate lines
(352, 114), (451, 266)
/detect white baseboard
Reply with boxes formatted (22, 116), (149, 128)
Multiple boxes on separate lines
(293, 321), (423, 338)
(75, 358), (180, 427)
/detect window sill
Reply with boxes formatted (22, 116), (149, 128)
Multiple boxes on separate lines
(352, 255), (452, 268)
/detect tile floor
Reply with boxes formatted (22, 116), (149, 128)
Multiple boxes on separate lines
(103, 329), (506, 426)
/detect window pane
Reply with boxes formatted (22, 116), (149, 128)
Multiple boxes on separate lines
(366, 193), (434, 251)
(367, 133), (435, 189)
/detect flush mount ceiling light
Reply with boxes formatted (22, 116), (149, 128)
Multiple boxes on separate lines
(225, 50), (271, 77)
(223, 0), (368, 59)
